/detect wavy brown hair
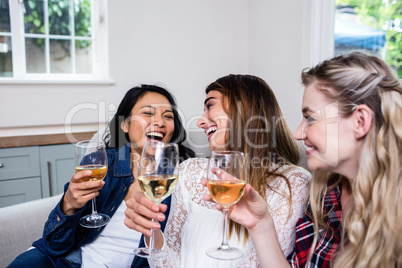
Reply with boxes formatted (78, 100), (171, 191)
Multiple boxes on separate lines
(205, 74), (300, 243)
(302, 51), (402, 267)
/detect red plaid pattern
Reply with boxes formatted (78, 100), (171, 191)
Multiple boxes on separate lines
(287, 185), (342, 268)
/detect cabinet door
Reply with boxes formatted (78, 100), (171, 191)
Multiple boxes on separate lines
(0, 146), (42, 208)
(40, 144), (75, 197)
(0, 146), (40, 181)
(0, 177), (42, 208)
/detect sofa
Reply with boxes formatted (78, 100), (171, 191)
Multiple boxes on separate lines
(0, 194), (62, 267)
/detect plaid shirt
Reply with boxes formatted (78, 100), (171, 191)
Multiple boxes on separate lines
(287, 185), (342, 268)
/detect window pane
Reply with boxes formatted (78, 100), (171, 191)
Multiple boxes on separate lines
(0, 0), (11, 32)
(25, 38), (46, 73)
(48, 0), (71, 36)
(24, 0), (45, 34)
(75, 40), (92, 73)
(335, 1), (402, 78)
(50, 39), (71, 73)
(0, 36), (13, 77)
(74, 0), (92, 37)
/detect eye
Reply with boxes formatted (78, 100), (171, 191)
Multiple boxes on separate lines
(304, 115), (315, 123)
(206, 102), (213, 110)
(143, 111), (153, 116)
(164, 114), (174, 120)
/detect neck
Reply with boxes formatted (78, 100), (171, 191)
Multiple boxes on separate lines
(341, 179), (353, 215)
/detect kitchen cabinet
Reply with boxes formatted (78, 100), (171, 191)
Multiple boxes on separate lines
(0, 144), (74, 208)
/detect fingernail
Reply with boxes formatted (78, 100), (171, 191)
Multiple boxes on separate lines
(85, 170), (92, 176)
(157, 215), (165, 221)
(153, 223), (161, 229)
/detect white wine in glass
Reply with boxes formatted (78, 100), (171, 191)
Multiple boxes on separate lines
(75, 140), (110, 228)
(206, 150), (247, 260)
(134, 141), (179, 259)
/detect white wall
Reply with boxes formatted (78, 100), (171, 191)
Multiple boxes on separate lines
(0, 0), (321, 142)
(247, 1), (306, 131)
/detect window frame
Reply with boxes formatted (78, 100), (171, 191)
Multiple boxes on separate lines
(302, 0), (336, 68)
(0, 0), (112, 85)
(304, 0), (400, 80)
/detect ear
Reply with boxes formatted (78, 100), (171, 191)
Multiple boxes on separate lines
(353, 104), (373, 139)
(120, 120), (129, 133)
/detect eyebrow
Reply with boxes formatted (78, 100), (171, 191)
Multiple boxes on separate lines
(302, 107), (313, 114)
(204, 97), (216, 106)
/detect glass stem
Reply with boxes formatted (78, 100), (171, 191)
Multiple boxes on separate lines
(91, 197), (98, 216)
(220, 207), (230, 251)
(149, 203), (159, 251)
(150, 219), (155, 250)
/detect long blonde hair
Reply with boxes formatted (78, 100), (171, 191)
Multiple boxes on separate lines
(302, 51), (402, 267)
(205, 74), (300, 243)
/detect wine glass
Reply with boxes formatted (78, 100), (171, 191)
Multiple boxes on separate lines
(134, 141), (179, 258)
(206, 150), (247, 260)
(75, 140), (109, 228)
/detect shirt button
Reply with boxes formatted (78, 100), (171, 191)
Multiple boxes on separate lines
(56, 215), (60, 222)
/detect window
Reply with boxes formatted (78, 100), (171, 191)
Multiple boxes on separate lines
(0, 0), (109, 82)
(334, 0), (402, 78)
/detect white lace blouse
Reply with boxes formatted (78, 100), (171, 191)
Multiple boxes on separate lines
(150, 158), (311, 268)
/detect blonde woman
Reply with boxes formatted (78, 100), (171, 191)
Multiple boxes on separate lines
(221, 51), (402, 268)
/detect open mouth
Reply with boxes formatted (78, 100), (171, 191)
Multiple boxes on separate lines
(206, 126), (217, 139)
(146, 131), (164, 142)
(304, 143), (318, 154)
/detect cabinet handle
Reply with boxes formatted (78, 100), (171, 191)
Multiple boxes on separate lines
(0, 163), (3, 168)
(47, 161), (53, 196)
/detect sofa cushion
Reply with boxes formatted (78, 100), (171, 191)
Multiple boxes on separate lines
(0, 194), (61, 267)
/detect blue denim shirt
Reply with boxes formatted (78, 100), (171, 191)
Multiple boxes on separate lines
(32, 144), (171, 268)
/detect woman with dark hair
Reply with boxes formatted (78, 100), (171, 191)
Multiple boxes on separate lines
(125, 75), (311, 267)
(104, 84), (194, 161)
(8, 84), (195, 268)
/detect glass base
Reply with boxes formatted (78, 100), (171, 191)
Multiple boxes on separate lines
(134, 247), (168, 259)
(206, 246), (243, 260)
(79, 213), (110, 228)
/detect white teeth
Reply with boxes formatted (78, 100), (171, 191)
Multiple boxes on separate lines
(147, 132), (164, 138)
(206, 126), (217, 135)
(305, 144), (316, 150)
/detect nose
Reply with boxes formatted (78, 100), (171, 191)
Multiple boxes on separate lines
(197, 112), (208, 129)
(153, 113), (165, 127)
(293, 119), (306, 141)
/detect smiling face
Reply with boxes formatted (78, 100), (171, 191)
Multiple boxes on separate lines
(294, 82), (359, 175)
(121, 92), (175, 153)
(197, 90), (230, 151)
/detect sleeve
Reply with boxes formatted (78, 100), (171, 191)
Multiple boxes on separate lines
(35, 192), (91, 256)
(231, 168), (311, 268)
(148, 163), (189, 268)
(269, 168), (311, 257)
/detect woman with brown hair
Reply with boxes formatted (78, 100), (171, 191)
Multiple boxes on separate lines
(125, 74), (311, 267)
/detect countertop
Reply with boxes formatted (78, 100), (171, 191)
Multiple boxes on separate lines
(0, 132), (97, 148)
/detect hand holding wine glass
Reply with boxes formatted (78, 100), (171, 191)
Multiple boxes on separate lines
(75, 140), (109, 228)
(206, 150), (247, 260)
(134, 141), (179, 259)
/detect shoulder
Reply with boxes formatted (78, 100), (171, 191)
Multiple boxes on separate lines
(280, 164), (311, 183)
(106, 147), (121, 162)
(267, 164), (311, 192)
